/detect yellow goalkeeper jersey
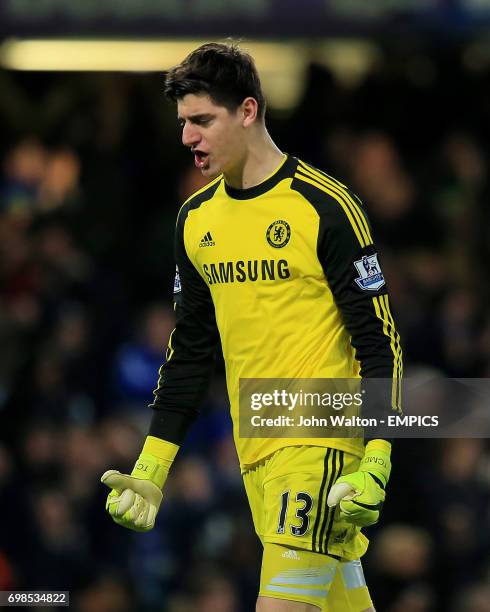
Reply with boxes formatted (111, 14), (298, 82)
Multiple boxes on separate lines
(149, 155), (402, 468)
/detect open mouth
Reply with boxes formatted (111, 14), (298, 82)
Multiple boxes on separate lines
(194, 150), (209, 169)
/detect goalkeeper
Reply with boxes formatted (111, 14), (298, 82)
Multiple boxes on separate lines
(102, 42), (402, 612)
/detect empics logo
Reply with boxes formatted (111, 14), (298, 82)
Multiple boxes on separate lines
(199, 231), (215, 248)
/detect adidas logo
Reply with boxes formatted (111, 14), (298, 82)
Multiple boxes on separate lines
(333, 529), (347, 544)
(199, 231), (215, 248)
(281, 549), (300, 560)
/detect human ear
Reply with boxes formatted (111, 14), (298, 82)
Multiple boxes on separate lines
(241, 97), (258, 127)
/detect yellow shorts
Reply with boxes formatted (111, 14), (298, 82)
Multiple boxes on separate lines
(259, 543), (373, 611)
(242, 445), (369, 560)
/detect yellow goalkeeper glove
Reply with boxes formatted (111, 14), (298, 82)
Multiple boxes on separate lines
(327, 439), (391, 527)
(101, 436), (178, 532)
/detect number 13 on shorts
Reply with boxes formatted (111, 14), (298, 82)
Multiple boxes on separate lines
(277, 490), (314, 537)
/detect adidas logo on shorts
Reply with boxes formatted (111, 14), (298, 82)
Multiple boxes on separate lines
(281, 549), (300, 560)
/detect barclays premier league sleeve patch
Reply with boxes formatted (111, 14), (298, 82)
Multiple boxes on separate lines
(354, 253), (385, 291)
(173, 266), (182, 293)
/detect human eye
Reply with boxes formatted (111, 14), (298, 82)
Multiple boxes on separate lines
(196, 116), (212, 127)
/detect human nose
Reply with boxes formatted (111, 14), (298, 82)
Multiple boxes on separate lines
(182, 122), (200, 147)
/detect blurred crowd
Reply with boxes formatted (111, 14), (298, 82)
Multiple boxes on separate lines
(0, 46), (489, 612)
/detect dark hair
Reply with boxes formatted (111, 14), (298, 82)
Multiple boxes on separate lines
(164, 42), (266, 120)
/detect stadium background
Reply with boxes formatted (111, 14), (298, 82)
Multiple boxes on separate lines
(0, 2), (489, 611)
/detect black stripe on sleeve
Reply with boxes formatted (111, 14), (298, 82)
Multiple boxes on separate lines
(149, 180), (222, 445)
(291, 172), (402, 386)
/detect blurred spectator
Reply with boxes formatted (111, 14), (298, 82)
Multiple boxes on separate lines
(192, 571), (239, 612)
(349, 132), (436, 250)
(421, 439), (490, 609)
(451, 582), (490, 612)
(112, 303), (174, 422)
(38, 149), (81, 213)
(367, 524), (434, 611)
(74, 573), (136, 612)
(1, 139), (46, 219)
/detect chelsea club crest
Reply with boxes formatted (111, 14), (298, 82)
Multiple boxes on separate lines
(266, 220), (291, 248)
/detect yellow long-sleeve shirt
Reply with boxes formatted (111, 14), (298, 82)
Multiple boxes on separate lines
(149, 155), (402, 468)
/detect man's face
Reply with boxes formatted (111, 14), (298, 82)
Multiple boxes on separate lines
(177, 93), (245, 178)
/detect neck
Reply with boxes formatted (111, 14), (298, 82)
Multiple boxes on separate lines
(224, 128), (285, 189)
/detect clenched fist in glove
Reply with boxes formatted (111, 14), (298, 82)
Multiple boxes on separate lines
(101, 436), (178, 532)
(327, 439), (391, 527)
